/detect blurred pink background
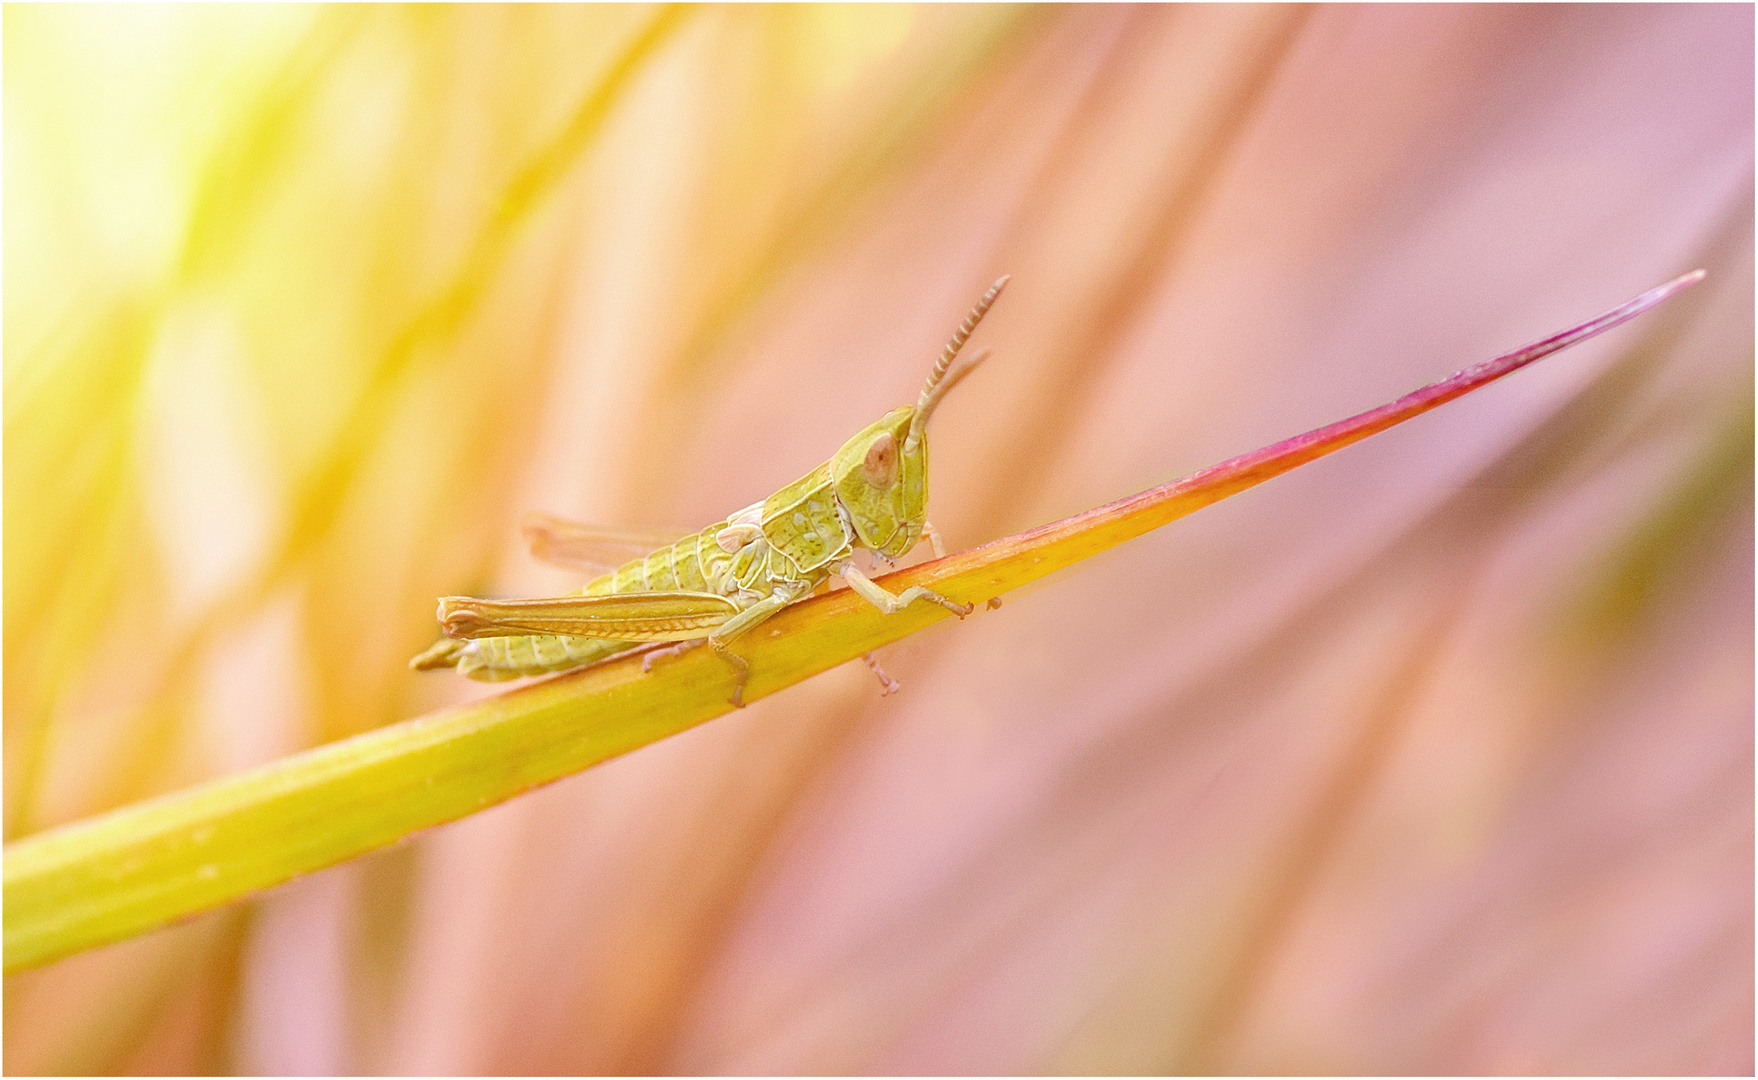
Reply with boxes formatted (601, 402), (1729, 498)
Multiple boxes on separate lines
(5, 5), (1751, 1074)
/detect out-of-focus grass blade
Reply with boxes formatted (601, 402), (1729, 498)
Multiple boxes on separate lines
(2, 271), (1703, 973)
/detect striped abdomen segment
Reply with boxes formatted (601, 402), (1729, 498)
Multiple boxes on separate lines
(452, 633), (634, 681)
(441, 515), (763, 681)
(447, 526), (738, 681)
(594, 530), (719, 595)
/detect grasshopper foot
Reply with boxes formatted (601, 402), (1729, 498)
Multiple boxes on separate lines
(932, 593), (974, 619)
(863, 652), (902, 696)
(894, 585), (970, 619)
(710, 640), (750, 708)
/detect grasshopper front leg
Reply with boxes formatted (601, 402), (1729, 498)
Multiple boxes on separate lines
(834, 561), (972, 618)
(921, 520), (949, 559)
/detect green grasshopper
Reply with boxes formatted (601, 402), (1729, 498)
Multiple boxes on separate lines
(411, 276), (1009, 705)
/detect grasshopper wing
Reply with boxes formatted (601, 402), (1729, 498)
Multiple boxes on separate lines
(438, 591), (738, 642)
(521, 512), (695, 574)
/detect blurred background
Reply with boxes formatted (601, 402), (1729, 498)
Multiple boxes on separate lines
(4, 5), (1751, 1074)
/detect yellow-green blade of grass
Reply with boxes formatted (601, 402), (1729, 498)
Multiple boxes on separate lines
(3, 271), (1703, 973)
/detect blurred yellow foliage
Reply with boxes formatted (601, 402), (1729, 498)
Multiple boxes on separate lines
(4, 5), (1750, 1075)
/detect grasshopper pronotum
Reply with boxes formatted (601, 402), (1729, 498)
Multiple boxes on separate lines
(412, 277), (1010, 705)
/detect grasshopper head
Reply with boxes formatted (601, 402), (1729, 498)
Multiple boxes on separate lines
(831, 406), (921, 557)
(831, 276), (1007, 558)
(829, 373), (988, 556)
(833, 276), (1007, 559)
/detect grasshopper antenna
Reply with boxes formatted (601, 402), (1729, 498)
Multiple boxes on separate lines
(907, 275), (1009, 451)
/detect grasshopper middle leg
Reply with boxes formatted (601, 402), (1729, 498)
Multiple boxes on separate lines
(702, 582), (812, 707)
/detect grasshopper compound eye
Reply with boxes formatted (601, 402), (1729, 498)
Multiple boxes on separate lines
(863, 432), (898, 487)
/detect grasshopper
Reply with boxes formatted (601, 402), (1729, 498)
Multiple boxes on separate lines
(411, 276), (1009, 705)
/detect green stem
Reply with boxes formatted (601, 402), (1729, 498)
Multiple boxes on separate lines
(4, 271), (1701, 973)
